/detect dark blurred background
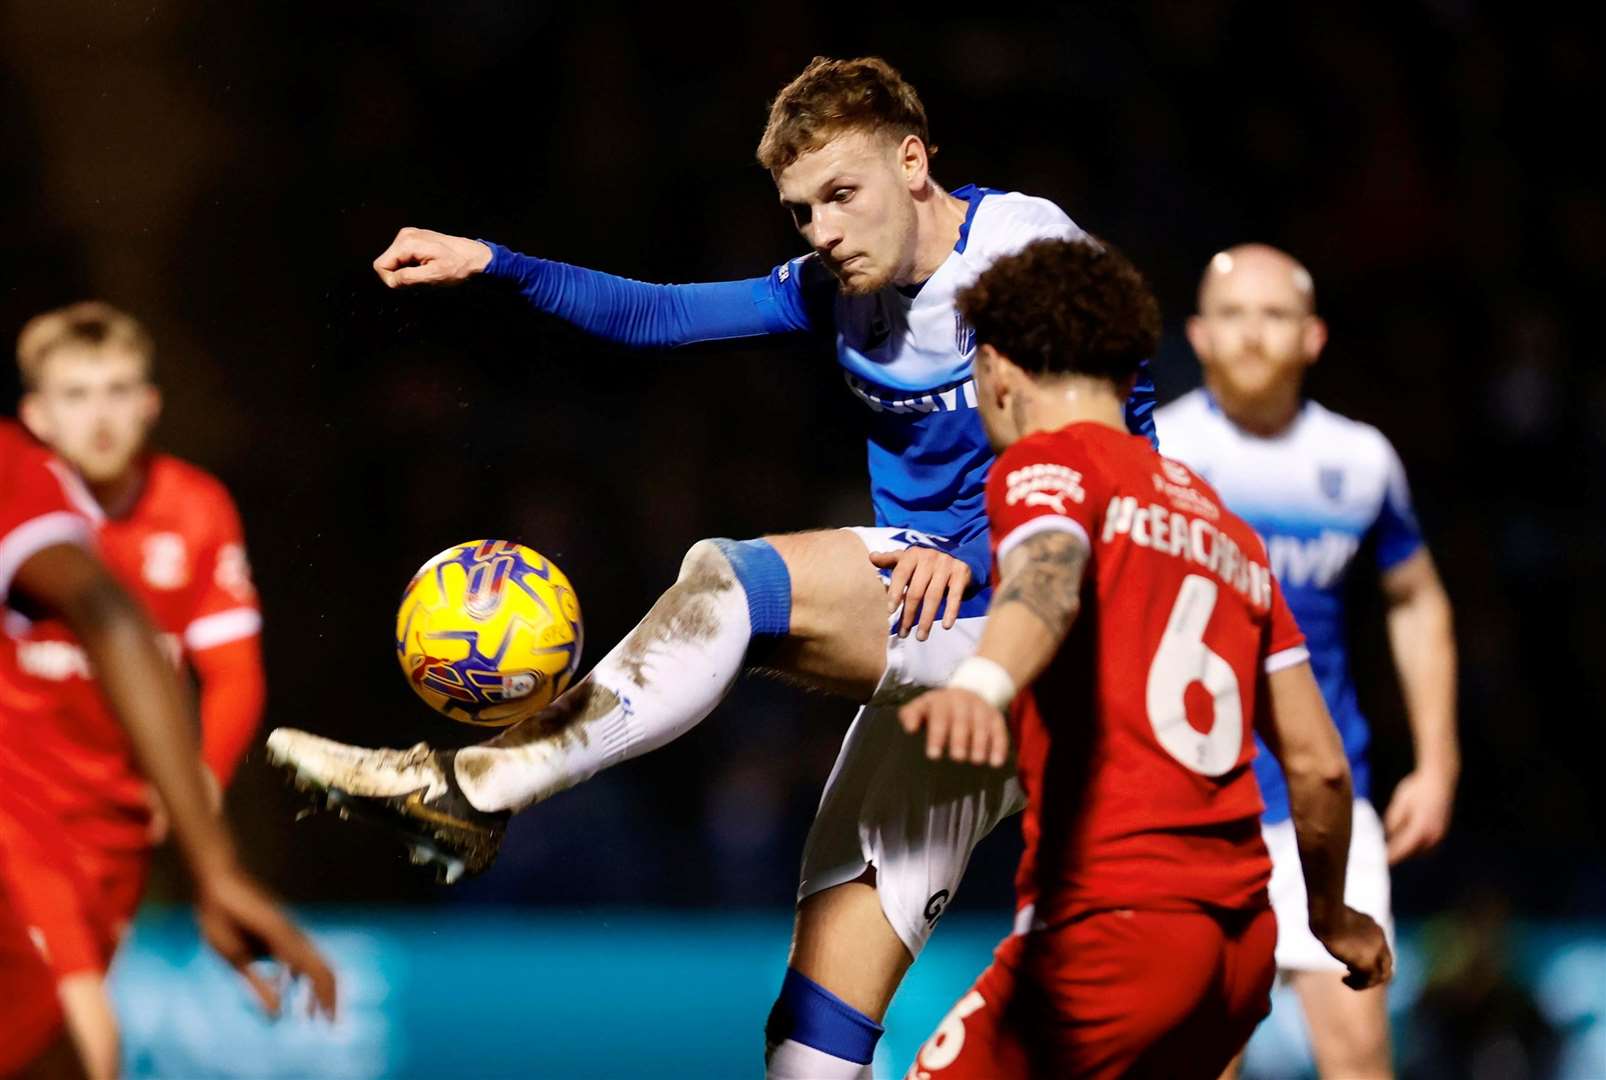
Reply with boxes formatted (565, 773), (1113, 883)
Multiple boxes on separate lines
(3, 3), (1602, 1075)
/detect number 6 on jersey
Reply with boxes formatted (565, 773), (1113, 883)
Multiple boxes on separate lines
(1146, 574), (1245, 776)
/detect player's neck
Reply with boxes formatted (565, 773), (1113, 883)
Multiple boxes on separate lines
(1207, 380), (1303, 438)
(1020, 378), (1129, 439)
(86, 459), (148, 518)
(906, 186), (969, 284)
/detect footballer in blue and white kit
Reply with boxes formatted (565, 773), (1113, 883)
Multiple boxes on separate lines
(271, 58), (1157, 1079)
(1157, 244), (1458, 1078)
(472, 185), (1158, 951)
(477, 182), (1154, 598)
(1158, 390), (1416, 952)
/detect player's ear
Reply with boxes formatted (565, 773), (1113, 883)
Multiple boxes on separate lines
(993, 352), (1034, 408)
(898, 133), (928, 190)
(1302, 315), (1328, 367)
(1184, 314), (1209, 361)
(976, 345), (1005, 405)
(141, 383), (163, 427)
(18, 392), (51, 443)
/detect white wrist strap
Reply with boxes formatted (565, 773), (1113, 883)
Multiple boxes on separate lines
(947, 656), (1017, 712)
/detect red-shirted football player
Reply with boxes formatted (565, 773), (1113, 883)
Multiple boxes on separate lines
(0, 419), (335, 1080)
(0, 302), (270, 1080)
(898, 239), (1392, 1079)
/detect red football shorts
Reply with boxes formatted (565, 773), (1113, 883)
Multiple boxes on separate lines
(0, 818), (148, 1074)
(907, 905), (1277, 1080)
(0, 876), (64, 1075)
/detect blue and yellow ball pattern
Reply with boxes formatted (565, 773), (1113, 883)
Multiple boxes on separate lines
(395, 540), (583, 726)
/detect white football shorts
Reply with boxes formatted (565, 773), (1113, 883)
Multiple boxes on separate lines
(1263, 798), (1395, 972)
(795, 527), (1026, 958)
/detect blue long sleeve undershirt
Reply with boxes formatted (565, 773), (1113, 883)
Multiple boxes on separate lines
(482, 242), (804, 347)
(483, 241), (1160, 451)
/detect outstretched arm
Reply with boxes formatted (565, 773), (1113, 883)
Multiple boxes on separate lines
(19, 543), (233, 879)
(372, 227), (814, 348)
(13, 543), (337, 1018)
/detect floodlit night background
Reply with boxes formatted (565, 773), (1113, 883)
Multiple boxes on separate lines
(3, 3), (1602, 1077)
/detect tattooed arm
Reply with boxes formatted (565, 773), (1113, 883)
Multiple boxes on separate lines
(978, 527), (1093, 687)
(899, 527), (1092, 766)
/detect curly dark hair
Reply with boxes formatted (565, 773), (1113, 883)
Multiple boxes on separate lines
(957, 237), (1160, 382)
(757, 56), (931, 173)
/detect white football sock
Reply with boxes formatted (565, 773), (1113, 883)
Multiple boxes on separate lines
(766, 1040), (875, 1080)
(454, 540), (752, 813)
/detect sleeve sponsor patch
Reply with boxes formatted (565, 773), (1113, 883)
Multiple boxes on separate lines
(1005, 463), (1085, 515)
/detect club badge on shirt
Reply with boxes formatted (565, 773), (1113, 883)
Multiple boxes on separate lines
(1319, 466), (1345, 502)
(141, 532), (189, 590)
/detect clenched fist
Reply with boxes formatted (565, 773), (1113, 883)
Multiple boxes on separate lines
(1311, 905), (1394, 991)
(373, 227), (493, 288)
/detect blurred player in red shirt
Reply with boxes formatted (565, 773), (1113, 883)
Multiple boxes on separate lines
(897, 239), (1391, 1079)
(0, 417), (333, 1079)
(0, 303), (270, 1079)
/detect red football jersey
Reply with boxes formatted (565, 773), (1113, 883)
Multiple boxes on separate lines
(0, 451), (261, 851)
(987, 421), (1308, 928)
(0, 422), (94, 608)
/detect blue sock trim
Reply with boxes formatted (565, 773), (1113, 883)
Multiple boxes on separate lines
(711, 538), (791, 637)
(770, 967), (883, 1065)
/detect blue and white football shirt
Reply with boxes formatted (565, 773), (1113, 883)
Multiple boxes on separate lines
(756, 185), (1155, 594)
(484, 185), (1158, 594)
(1154, 389), (1424, 822)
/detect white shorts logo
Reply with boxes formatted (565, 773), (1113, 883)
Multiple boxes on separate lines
(1005, 463), (1085, 515)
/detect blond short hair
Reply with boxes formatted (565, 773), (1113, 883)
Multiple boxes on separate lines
(16, 301), (154, 389)
(756, 56), (932, 173)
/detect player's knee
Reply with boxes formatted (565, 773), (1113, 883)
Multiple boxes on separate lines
(677, 538), (735, 586)
(764, 967), (883, 1069)
(1319, 1019), (1391, 1073)
(1303, 981), (1391, 1077)
(1315, 1040), (1392, 1080)
(687, 538), (791, 637)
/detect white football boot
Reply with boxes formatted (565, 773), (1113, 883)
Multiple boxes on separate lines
(266, 728), (508, 884)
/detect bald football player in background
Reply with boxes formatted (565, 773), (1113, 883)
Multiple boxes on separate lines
(1157, 245), (1458, 1079)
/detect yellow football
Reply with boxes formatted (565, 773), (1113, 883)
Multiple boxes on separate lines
(395, 540), (583, 726)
